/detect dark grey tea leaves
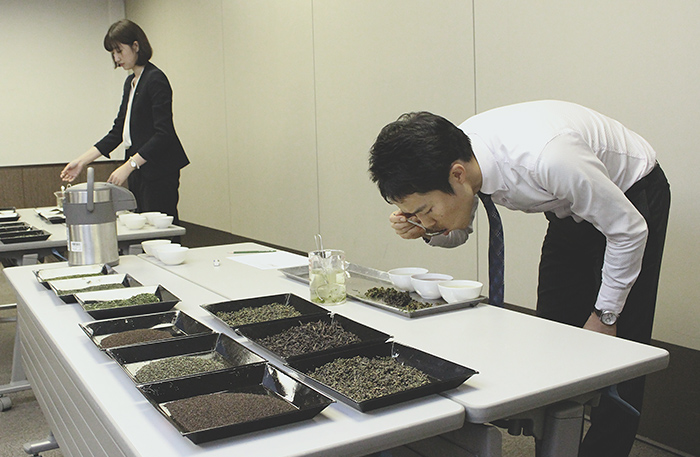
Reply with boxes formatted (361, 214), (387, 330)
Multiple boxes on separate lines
(258, 320), (361, 358)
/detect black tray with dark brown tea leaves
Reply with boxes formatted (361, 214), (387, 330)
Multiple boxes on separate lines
(201, 293), (327, 330)
(75, 284), (180, 319)
(107, 332), (266, 384)
(48, 273), (142, 303)
(236, 313), (391, 363)
(137, 363), (334, 444)
(79, 310), (215, 350)
(287, 341), (478, 412)
(34, 263), (118, 289)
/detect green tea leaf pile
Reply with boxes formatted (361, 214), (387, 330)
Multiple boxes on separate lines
(57, 283), (125, 296)
(83, 292), (159, 310)
(257, 320), (361, 358)
(364, 287), (433, 311)
(135, 354), (232, 382)
(215, 302), (301, 327)
(309, 355), (432, 402)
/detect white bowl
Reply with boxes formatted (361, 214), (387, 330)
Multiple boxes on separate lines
(158, 246), (188, 265)
(410, 273), (453, 299)
(122, 214), (147, 230)
(153, 243), (181, 261)
(388, 267), (429, 291)
(152, 215), (173, 229)
(116, 211), (133, 225)
(438, 280), (483, 303)
(141, 239), (171, 256)
(141, 212), (164, 225)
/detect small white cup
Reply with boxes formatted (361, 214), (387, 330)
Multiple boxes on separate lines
(411, 273), (453, 299)
(388, 267), (429, 291)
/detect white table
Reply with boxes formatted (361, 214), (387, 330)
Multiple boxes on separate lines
(143, 243), (670, 456)
(0, 208), (187, 411)
(4, 256), (466, 457)
(0, 208), (186, 266)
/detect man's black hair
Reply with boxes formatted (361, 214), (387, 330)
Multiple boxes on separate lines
(368, 111), (473, 203)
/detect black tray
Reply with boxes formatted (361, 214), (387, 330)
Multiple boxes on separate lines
(0, 229), (50, 244)
(0, 207), (19, 222)
(287, 341), (478, 412)
(35, 263), (117, 289)
(236, 313), (391, 363)
(137, 363), (334, 444)
(201, 293), (327, 330)
(49, 273), (142, 303)
(75, 284), (180, 319)
(107, 333), (266, 384)
(79, 310), (215, 350)
(0, 223), (30, 233)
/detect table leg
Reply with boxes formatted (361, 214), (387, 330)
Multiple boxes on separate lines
(0, 313), (31, 411)
(536, 401), (584, 457)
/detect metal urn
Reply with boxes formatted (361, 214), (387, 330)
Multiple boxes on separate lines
(62, 167), (137, 266)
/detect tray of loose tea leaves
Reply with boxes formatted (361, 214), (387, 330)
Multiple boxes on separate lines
(35, 263), (117, 289)
(280, 264), (483, 318)
(0, 222), (31, 233)
(79, 310), (215, 350)
(48, 273), (142, 303)
(137, 363), (334, 444)
(108, 333), (266, 384)
(75, 284), (180, 319)
(0, 228), (51, 244)
(236, 313), (391, 363)
(288, 341), (478, 412)
(201, 293), (328, 330)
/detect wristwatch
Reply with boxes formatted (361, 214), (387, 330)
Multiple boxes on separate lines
(129, 158), (140, 170)
(594, 308), (619, 326)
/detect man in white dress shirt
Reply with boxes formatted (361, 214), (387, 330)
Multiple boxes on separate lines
(368, 100), (670, 457)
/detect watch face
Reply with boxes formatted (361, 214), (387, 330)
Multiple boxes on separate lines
(601, 311), (618, 325)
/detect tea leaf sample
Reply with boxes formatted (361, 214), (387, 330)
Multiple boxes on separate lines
(215, 302), (301, 327)
(47, 272), (104, 282)
(83, 292), (159, 310)
(100, 328), (174, 349)
(309, 355), (431, 402)
(56, 283), (125, 296)
(166, 392), (296, 432)
(135, 354), (232, 383)
(257, 320), (361, 358)
(364, 287), (433, 311)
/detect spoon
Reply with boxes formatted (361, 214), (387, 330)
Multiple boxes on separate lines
(406, 219), (446, 237)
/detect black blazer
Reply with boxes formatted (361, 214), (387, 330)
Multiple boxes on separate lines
(94, 62), (189, 178)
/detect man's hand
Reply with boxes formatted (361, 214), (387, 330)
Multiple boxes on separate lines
(583, 312), (617, 337)
(389, 211), (425, 239)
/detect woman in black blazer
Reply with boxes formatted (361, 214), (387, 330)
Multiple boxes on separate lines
(61, 20), (189, 223)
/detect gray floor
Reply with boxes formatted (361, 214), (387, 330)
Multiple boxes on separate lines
(0, 264), (685, 457)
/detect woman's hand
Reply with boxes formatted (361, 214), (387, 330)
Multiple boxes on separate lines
(389, 211), (425, 239)
(107, 163), (133, 186)
(60, 160), (84, 182)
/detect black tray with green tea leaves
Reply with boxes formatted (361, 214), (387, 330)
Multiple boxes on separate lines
(287, 340), (478, 412)
(137, 363), (334, 444)
(201, 293), (328, 330)
(34, 263), (118, 289)
(107, 333), (266, 384)
(48, 273), (142, 303)
(235, 313), (391, 363)
(75, 284), (180, 319)
(79, 310), (215, 351)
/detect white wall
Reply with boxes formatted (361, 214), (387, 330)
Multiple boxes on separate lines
(0, 0), (125, 166)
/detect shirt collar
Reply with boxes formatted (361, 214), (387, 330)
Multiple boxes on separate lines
(469, 133), (507, 195)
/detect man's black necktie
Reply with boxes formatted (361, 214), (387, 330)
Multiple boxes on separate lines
(478, 192), (505, 307)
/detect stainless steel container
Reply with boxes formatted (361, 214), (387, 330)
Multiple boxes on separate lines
(63, 167), (137, 266)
